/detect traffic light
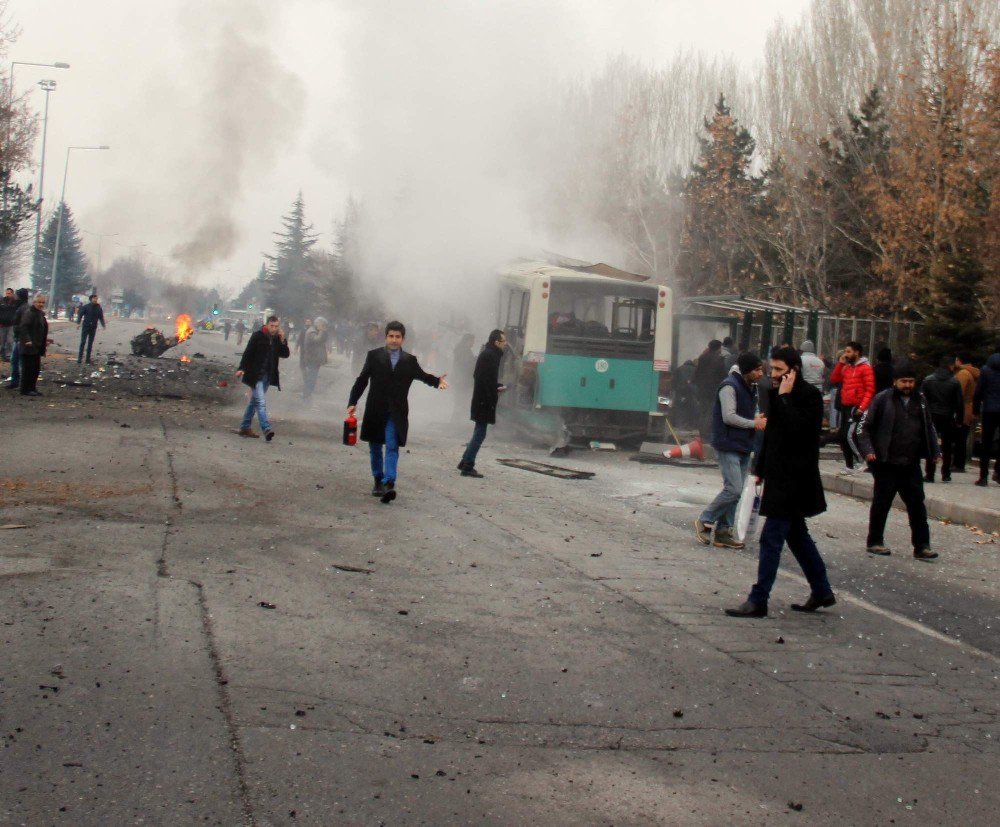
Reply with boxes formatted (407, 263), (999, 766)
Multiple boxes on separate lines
(247, 303), (254, 310)
(212, 303), (220, 315)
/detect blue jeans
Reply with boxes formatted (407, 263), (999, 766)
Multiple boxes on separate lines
(699, 450), (751, 529)
(8, 340), (20, 385)
(749, 517), (833, 606)
(460, 422), (488, 468)
(370, 418), (400, 484)
(239, 378), (271, 432)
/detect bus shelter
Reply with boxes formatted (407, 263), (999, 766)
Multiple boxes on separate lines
(674, 293), (827, 365)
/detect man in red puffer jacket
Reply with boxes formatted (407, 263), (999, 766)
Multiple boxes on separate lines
(829, 341), (876, 471)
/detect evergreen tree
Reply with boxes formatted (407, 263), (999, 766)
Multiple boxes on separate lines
(235, 264), (267, 311)
(33, 202), (90, 304)
(316, 197), (365, 323)
(679, 95), (766, 295)
(822, 87), (892, 314)
(917, 241), (990, 365)
(0, 180), (38, 277)
(263, 194), (318, 324)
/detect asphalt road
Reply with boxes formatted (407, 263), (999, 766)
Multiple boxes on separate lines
(1, 319), (997, 826)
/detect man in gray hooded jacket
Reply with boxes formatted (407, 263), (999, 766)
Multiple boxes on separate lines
(799, 340), (826, 393)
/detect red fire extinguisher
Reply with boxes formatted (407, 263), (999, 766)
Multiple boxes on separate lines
(343, 413), (358, 446)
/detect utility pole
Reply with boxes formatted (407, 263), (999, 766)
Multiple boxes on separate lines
(32, 79), (57, 285)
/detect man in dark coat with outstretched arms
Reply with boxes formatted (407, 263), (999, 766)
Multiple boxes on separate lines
(726, 346), (835, 618)
(457, 329), (507, 478)
(348, 320), (448, 504)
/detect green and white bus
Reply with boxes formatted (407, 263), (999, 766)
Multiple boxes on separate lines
(496, 259), (673, 444)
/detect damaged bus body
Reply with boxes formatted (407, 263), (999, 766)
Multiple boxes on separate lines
(497, 259), (672, 447)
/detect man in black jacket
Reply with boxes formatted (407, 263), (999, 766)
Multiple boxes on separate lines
(457, 329), (506, 478)
(348, 320), (448, 503)
(77, 294), (107, 364)
(235, 314), (290, 441)
(857, 360), (940, 560)
(16, 293), (50, 397)
(726, 346), (835, 618)
(920, 357), (963, 483)
(0, 287), (16, 360)
(4, 288), (29, 389)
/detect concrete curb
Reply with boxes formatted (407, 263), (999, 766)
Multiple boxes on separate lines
(821, 471), (1000, 533)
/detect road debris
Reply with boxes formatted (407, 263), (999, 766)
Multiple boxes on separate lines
(497, 458), (595, 480)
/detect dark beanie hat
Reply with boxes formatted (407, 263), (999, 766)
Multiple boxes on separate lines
(894, 359), (917, 379)
(737, 351), (763, 374)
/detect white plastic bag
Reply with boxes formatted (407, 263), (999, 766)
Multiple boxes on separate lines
(735, 476), (763, 542)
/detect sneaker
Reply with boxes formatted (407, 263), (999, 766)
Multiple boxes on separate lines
(237, 427), (260, 438)
(265, 430), (275, 442)
(693, 518), (712, 546)
(841, 465), (858, 475)
(457, 461), (470, 472)
(941, 474), (951, 482)
(974, 478), (988, 487)
(866, 544), (891, 555)
(380, 481), (396, 504)
(371, 480), (385, 497)
(923, 474), (934, 483)
(713, 529), (745, 550)
(461, 468), (484, 478)
(913, 547), (938, 560)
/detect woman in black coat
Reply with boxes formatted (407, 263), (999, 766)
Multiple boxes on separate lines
(347, 321), (447, 501)
(726, 347), (835, 618)
(457, 329), (507, 478)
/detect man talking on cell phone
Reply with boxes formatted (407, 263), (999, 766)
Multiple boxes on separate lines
(235, 314), (290, 441)
(726, 346), (836, 619)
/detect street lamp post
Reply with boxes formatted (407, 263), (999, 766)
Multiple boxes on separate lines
(1, 60), (68, 290)
(32, 79), (57, 282)
(7, 60), (70, 105)
(49, 145), (109, 316)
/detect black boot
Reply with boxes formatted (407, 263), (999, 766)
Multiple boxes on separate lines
(725, 600), (767, 618)
(380, 481), (396, 504)
(791, 593), (837, 612)
(371, 480), (385, 497)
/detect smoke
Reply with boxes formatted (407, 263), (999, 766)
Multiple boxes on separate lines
(334, 0), (605, 332)
(169, 0), (305, 271)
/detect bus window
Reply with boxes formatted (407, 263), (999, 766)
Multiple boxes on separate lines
(548, 281), (656, 342)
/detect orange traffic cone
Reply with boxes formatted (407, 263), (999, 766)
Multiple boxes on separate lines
(663, 437), (704, 461)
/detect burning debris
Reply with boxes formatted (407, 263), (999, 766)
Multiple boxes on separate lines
(130, 315), (195, 358)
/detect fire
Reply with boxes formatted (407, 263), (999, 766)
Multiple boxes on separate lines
(175, 314), (194, 343)
(179, 355), (192, 364)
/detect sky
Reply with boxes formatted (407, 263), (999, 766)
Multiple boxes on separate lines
(8, 0), (812, 294)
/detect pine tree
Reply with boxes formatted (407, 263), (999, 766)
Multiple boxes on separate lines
(823, 88), (892, 314)
(0, 180), (38, 274)
(917, 241), (990, 364)
(316, 197), (367, 322)
(679, 95), (766, 295)
(33, 202), (90, 304)
(263, 194), (318, 324)
(235, 264), (267, 311)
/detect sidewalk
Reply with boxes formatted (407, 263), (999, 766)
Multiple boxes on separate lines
(820, 458), (1000, 533)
